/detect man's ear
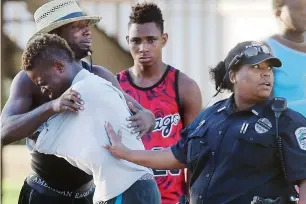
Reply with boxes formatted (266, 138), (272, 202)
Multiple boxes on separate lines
(126, 35), (129, 44)
(53, 60), (65, 73)
(161, 33), (168, 48)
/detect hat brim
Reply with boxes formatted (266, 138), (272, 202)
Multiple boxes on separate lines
(28, 16), (101, 43)
(242, 53), (282, 68)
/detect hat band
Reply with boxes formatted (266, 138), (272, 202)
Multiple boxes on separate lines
(54, 12), (84, 23)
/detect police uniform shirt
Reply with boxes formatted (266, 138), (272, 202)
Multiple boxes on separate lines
(171, 95), (306, 204)
(33, 69), (152, 203)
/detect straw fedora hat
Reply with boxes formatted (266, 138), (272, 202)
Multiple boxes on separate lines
(32, 0), (101, 37)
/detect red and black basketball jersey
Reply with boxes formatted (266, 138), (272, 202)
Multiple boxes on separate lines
(117, 66), (186, 204)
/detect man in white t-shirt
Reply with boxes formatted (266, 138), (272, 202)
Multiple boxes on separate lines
(21, 33), (161, 204)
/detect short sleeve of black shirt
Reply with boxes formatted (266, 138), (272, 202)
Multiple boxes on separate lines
(170, 110), (205, 164)
(280, 110), (306, 184)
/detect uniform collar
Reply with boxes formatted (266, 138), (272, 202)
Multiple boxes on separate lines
(216, 94), (272, 117)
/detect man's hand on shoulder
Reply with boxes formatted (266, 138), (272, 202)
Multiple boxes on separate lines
(126, 102), (156, 138)
(51, 89), (84, 113)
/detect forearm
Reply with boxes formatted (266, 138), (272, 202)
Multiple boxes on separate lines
(123, 92), (144, 110)
(125, 147), (185, 170)
(299, 180), (306, 204)
(1, 102), (55, 145)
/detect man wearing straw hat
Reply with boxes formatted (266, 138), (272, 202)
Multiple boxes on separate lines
(1, 0), (155, 203)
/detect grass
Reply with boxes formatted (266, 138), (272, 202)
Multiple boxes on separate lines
(2, 179), (23, 204)
(2, 145), (32, 204)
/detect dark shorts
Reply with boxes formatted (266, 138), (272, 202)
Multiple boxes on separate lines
(98, 179), (161, 204)
(18, 175), (94, 204)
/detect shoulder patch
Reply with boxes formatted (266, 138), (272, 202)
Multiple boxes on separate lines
(295, 127), (306, 151)
(255, 118), (272, 134)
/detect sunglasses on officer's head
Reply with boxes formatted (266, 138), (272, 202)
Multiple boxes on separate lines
(227, 45), (272, 70)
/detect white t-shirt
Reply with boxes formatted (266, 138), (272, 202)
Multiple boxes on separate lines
(33, 69), (152, 202)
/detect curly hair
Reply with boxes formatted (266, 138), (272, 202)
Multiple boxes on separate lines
(128, 2), (164, 33)
(22, 33), (75, 71)
(272, 0), (285, 10)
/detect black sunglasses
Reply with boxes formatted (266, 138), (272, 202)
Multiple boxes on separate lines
(227, 45), (272, 70)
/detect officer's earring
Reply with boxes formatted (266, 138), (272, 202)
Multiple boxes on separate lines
(230, 78), (236, 84)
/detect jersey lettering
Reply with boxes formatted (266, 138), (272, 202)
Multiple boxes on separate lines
(153, 114), (180, 137)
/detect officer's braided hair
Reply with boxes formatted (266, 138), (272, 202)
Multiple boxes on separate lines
(128, 2), (164, 33)
(209, 41), (255, 93)
(22, 33), (75, 71)
(209, 61), (231, 92)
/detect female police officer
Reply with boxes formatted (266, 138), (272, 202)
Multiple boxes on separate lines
(103, 41), (306, 204)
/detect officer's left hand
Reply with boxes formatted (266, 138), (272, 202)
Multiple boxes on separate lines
(126, 102), (156, 138)
(104, 122), (131, 160)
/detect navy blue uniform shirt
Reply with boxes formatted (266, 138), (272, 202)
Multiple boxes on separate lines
(171, 95), (306, 204)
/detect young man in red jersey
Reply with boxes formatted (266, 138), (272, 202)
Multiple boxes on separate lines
(117, 2), (202, 203)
